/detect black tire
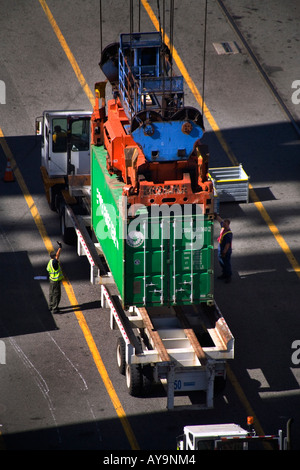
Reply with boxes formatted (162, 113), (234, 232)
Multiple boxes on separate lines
(214, 376), (227, 395)
(141, 364), (153, 395)
(60, 208), (75, 245)
(125, 363), (142, 396)
(49, 186), (58, 211)
(116, 337), (126, 375)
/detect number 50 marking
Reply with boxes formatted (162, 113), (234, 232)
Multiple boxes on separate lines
(174, 379), (182, 390)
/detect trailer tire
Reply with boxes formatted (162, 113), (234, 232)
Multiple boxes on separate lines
(141, 364), (153, 395)
(214, 376), (227, 394)
(125, 363), (142, 396)
(49, 186), (58, 211)
(49, 184), (65, 212)
(116, 337), (126, 375)
(60, 208), (75, 245)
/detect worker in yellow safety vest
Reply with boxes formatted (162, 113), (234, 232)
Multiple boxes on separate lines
(47, 241), (64, 313)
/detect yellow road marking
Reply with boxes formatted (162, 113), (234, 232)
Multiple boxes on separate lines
(250, 188), (300, 278)
(0, 129), (139, 450)
(38, 0), (94, 107)
(62, 278), (139, 450)
(141, 0), (300, 279)
(226, 366), (272, 449)
(42, 0), (299, 280)
(140, 0), (238, 167)
(226, 366), (265, 435)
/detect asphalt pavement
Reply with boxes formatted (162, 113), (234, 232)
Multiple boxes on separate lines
(0, 0), (299, 453)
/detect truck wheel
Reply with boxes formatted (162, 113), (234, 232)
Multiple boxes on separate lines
(214, 376), (227, 394)
(141, 364), (153, 395)
(125, 363), (142, 396)
(116, 337), (126, 375)
(49, 186), (58, 211)
(60, 209), (75, 245)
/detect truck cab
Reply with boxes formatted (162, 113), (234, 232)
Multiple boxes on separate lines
(36, 110), (92, 213)
(36, 110), (92, 177)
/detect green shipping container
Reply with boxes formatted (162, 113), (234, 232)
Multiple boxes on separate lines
(91, 145), (214, 307)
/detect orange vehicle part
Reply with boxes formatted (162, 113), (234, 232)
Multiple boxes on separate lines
(103, 99), (145, 180)
(91, 82), (107, 146)
(91, 83), (213, 213)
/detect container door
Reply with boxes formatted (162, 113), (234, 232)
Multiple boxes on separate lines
(170, 215), (214, 304)
(124, 214), (214, 307)
(171, 216), (193, 304)
(145, 217), (167, 305)
(124, 215), (165, 306)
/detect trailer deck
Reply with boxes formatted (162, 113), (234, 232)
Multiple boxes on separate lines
(57, 179), (235, 409)
(101, 284), (234, 409)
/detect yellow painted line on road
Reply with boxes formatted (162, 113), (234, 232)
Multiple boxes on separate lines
(140, 0), (238, 168)
(250, 188), (300, 278)
(0, 129), (139, 450)
(141, 0), (300, 280)
(226, 366), (265, 435)
(62, 278), (139, 450)
(226, 366), (272, 449)
(38, 0), (94, 107)
(142, 0), (300, 438)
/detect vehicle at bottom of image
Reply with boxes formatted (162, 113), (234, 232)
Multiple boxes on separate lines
(176, 416), (293, 450)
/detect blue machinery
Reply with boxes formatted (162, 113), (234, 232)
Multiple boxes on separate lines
(100, 31), (205, 162)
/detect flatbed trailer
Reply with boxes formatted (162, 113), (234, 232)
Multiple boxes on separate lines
(60, 192), (234, 409)
(101, 284), (234, 409)
(54, 180), (234, 409)
(69, 199), (234, 409)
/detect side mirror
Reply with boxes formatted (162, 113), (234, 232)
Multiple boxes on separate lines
(35, 117), (43, 135)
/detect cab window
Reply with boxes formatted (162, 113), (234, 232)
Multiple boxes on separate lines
(52, 118), (67, 153)
(70, 119), (89, 151)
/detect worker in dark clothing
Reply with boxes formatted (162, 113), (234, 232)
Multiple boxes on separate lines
(47, 242), (63, 313)
(215, 214), (233, 283)
(52, 125), (67, 152)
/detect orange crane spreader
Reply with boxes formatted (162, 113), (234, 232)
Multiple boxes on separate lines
(91, 32), (213, 212)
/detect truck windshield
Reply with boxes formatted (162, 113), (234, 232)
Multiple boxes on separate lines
(52, 118), (89, 153)
(196, 440), (217, 450)
(71, 119), (89, 151)
(215, 438), (280, 450)
(196, 439), (244, 450)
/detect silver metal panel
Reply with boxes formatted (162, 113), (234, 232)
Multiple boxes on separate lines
(209, 164), (249, 203)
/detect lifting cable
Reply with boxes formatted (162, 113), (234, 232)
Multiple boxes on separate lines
(169, 0), (174, 76)
(130, 0), (133, 36)
(138, 0), (141, 32)
(157, 0), (175, 74)
(99, 0), (103, 53)
(156, 0), (162, 39)
(162, 0), (165, 45)
(130, 0), (142, 34)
